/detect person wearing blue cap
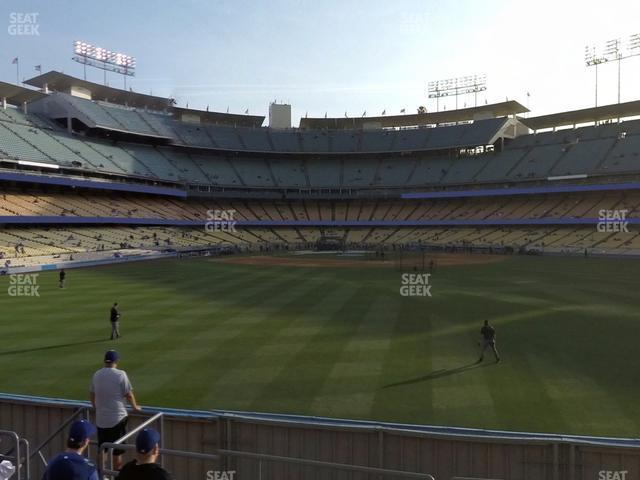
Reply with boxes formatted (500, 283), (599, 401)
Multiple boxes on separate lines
(116, 428), (172, 480)
(90, 350), (141, 472)
(42, 419), (98, 480)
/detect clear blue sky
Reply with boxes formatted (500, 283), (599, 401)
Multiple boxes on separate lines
(2, 0), (640, 124)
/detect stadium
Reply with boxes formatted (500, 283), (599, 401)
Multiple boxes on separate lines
(2, 3), (640, 480)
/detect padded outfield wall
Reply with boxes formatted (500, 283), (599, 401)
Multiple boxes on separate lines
(1, 394), (639, 480)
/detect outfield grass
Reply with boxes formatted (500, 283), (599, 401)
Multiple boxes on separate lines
(1, 254), (639, 437)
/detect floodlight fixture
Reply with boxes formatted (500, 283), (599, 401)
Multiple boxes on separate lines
(585, 33), (640, 106)
(427, 74), (486, 111)
(72, 40), (136, 88)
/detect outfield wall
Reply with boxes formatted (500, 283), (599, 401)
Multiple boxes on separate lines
(1, 250), (175, 275)
(1, 393), (639, 480)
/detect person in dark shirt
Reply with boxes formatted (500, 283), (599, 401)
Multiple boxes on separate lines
(116, 428), (172, 480)
(59, 269), (66, 289)
(110, 303), (121, 340)
(477, 320), (501, 363)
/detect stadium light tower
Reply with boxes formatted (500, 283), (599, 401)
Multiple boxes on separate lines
(428, 74), (486, 112)
(585, 33), (640, 107)
(72, 41), (136, 89)
(584, 46), (606, 107)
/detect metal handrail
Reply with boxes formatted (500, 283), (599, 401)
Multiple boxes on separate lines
(218, 449), (435, 479)
(19, 438), (30, 480)
(0, 430), (22, 480)
(111, 412), (163, 446)
(100, 442), (219, 478)
(104, 412), (164, 476)
(101, 443), (434, 479)
(29, 407), (87, 462)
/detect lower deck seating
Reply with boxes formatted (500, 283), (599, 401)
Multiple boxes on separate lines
(3, 223), (640, 261)
(0, 190), (637, 223)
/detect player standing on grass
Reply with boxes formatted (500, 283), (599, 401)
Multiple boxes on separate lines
(110, 303), (121, 340)
(477, 320), (501, 363)
(59, 269), (66, 289)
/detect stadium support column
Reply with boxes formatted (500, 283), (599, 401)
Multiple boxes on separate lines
(1, 97), (6, 110)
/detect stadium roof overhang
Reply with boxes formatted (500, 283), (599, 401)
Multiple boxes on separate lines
(170, 106), (264, 128)
(299, 100), (528, 130)
(519, 100), (640, 131)
(24, 71), (172, 111)
(0, 81), (46, 105)
(24, 71), (265, 127)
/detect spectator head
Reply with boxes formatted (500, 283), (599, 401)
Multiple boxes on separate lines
(67, 419), (96, 451)
(136, 428), (161, 460)
(104, 350), (119, 367)
(484, 320), (489, 326)
(113, 302), (118, 307)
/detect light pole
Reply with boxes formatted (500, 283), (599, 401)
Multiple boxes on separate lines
(604, 39), (621, 104)
(428, 74), (487, 113)
(585, 46), (605, 107)
(585, 33), (640, 108)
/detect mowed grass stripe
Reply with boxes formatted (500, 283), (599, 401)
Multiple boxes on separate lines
(524, 352), (634, 436)
(151, 271), (337, 408)
(249, 285), (370, 416)
(371, 295), (434, 424)
(202, 274), (345, 410)
(118, 267), (324, 408)
(310, 294), (400, 419)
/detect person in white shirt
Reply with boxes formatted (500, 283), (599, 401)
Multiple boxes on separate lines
(90, 350), (141, 471)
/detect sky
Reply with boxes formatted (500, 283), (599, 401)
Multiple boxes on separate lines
(2, 0), (640, 125)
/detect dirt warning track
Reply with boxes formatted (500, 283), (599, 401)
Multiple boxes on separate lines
(216, 253), (508, 268)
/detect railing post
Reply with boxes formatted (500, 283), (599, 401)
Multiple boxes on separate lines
(19, 438), (30, 480)
(83, 407), (91, 462)
(15, 434), (21, 480)
(378, 429), (385, 480)
(160, 413), (165, 468)
(0, 431), (23, 480)
(569, 444), (575, 480)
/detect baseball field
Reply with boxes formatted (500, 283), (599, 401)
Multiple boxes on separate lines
(1, 252), (638, 437)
